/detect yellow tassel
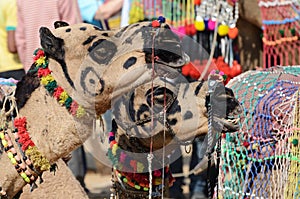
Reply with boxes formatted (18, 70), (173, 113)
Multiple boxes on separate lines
(112, 144), (118, 155)
(40, 75), (55, 85)
(76, 106), (86, 117)
(36, 57), (46, 66)
(25, 146), (51, 172)
(59, 91), (69, 105)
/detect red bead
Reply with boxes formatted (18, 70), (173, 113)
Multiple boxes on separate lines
(152, 20), (160, 27)
(243, 141), (250, 148)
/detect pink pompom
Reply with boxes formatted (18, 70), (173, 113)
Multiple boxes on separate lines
(178, 26), (186, 35)
(109, 132), (115, 137)
(208, 19), (216, 31)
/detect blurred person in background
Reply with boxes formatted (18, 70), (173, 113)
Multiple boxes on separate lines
(15, 0), (81, 72)
(0, 0), (24, 80)
(78, 0), (123, 30)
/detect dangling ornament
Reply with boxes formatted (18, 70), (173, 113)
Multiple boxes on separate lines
(195, 16), (205, 31)
(194, 0), (201, 5)
(218, 24), (229, 36)
(185, 24), (195, 36)
(208, 19), (216, 30)
(228, 27), (239, 39)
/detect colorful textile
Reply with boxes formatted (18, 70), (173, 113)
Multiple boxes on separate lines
(15, 0), (82, 72)
(219, 66), (300, 198)
(0, 0), (23, 73)
(259, 0), (300, 68)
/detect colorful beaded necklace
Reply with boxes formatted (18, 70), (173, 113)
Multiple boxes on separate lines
(0, 105), (53, 194)
(107, 130), (175, 192)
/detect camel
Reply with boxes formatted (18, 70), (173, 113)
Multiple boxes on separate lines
(0, 20), (242, 199)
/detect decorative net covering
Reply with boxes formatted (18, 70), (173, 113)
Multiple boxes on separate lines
(218, 66), (300, 198)
(259, 0), (300, 68)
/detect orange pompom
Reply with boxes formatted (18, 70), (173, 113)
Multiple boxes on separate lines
(228, 27), (239, 39)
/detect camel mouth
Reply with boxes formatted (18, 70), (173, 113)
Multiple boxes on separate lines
(213, 116), (240, 132)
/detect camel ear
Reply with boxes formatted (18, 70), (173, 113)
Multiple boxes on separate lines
(54, 21), (69, 29)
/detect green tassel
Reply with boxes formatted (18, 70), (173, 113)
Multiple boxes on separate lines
(64, 97), (73, 109)
(45, 81), (57, 95)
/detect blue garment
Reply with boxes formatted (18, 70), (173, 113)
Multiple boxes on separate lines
(189, 137), (208, 196)
(77, 0), (104, 28)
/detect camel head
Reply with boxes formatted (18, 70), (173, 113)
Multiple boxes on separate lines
(38, 21), (242, 154)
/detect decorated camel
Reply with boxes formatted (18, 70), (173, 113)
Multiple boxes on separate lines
(0, 19), (242, 199)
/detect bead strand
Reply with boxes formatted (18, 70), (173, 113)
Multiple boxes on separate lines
(0, 128), (37, 185)
(11, 126), (43, 181)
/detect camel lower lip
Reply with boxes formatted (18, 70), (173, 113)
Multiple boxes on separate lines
(213, 116), (240, 132)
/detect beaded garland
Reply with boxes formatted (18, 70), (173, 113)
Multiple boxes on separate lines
(107, 131), (175, 192)
(33, 48), (86, 118)
(0, 125), (40, 192)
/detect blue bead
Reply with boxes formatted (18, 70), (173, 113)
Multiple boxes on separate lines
(158, 16), (165, 23)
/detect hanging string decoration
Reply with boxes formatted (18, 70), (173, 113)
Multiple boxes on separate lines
(218, 66), (300, 198)
(0, 83), (55, 195)
(128, 0), (242, 82)
(259, 0), (300, 68)
(188, 0), (242, 83)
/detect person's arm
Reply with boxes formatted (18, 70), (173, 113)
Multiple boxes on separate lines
(7, 30), (17, 53)
(15, 0), (26, 65)
(94, 0), (124, 20)
(58, 0), (82, 24)
(6, 0), (18, 53)
(77, 0), (101, 23)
